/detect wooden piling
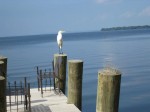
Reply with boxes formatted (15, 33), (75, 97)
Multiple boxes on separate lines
(67, 60), (83, 111)
(54, 54), (67, 94)
(96, 67), (121, 112)
(0, 56), (7, 112)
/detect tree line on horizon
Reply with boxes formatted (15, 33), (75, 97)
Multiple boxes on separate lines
(101, 25), (150, 31)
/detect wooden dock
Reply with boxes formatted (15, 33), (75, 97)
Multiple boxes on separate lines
(7, 88), (81, 112)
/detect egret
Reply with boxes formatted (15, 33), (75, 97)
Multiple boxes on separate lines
(57, 30), (65, 54)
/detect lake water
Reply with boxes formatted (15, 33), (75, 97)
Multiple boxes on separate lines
(0, 29), (150, 112)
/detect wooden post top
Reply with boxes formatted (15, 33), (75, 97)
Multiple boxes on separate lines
(98, 67), (121, 76)
(68, 60), (83, 63)
(54, 54), (67, 57)
(0, 56), (7, 59)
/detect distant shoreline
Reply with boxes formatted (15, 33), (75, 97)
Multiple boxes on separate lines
(101, 25), (150, 31)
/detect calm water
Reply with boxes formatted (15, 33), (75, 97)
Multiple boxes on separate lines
(0, 29), (150, 112)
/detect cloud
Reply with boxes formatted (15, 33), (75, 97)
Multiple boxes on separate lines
(139, 6), (150, 17)
(96, 0), (121, 4)
(96, 0), (109, 3)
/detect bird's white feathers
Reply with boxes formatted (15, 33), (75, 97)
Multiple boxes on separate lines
(57, 31), (63, 49)
(57, 30), (65, 54)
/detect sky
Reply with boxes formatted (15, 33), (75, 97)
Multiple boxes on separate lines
(0, 0), (150, 37)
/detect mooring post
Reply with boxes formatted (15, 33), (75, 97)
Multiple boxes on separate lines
(96, 67), (121, 112)
(54, 54), (67, 94)
(67, 60), (83, 111)
(0, 56), (7, 112)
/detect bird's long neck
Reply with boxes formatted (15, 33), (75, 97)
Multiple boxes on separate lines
(58, 32), (62, 36)
(58, 32), (62, 39)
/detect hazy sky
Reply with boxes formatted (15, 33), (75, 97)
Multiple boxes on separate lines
(0, 0), (150, 37)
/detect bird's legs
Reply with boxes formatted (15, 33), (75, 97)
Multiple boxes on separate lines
(59, 47), (61, 54)
(59, 47), (63, 54)
(58, 47), (63, 54)
(60, 48), (63, 54)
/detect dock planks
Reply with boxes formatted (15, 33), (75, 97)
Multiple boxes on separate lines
(7, 88), (81, 112)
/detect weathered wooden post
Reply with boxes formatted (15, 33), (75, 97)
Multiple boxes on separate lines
(0, 56), (7, 112)
(53, 54), (67, 94)
(96, 67), (121, 112)
(67, 60), (83, 111)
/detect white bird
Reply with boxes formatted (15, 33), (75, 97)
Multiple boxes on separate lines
(57, 30), (65, 54)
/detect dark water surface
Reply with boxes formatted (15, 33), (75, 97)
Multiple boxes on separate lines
(0, 29), (150, 112)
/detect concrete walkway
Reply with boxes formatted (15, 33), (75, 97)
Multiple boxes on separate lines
(7, 88), (81, 112)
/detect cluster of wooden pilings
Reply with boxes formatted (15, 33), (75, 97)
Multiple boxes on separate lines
(53, 54), (83, 110)
(36, 54), (84, 110)
(49, 54), (122, 112)
(52, 54), (122, 112)
(0, 54), (122, 112)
